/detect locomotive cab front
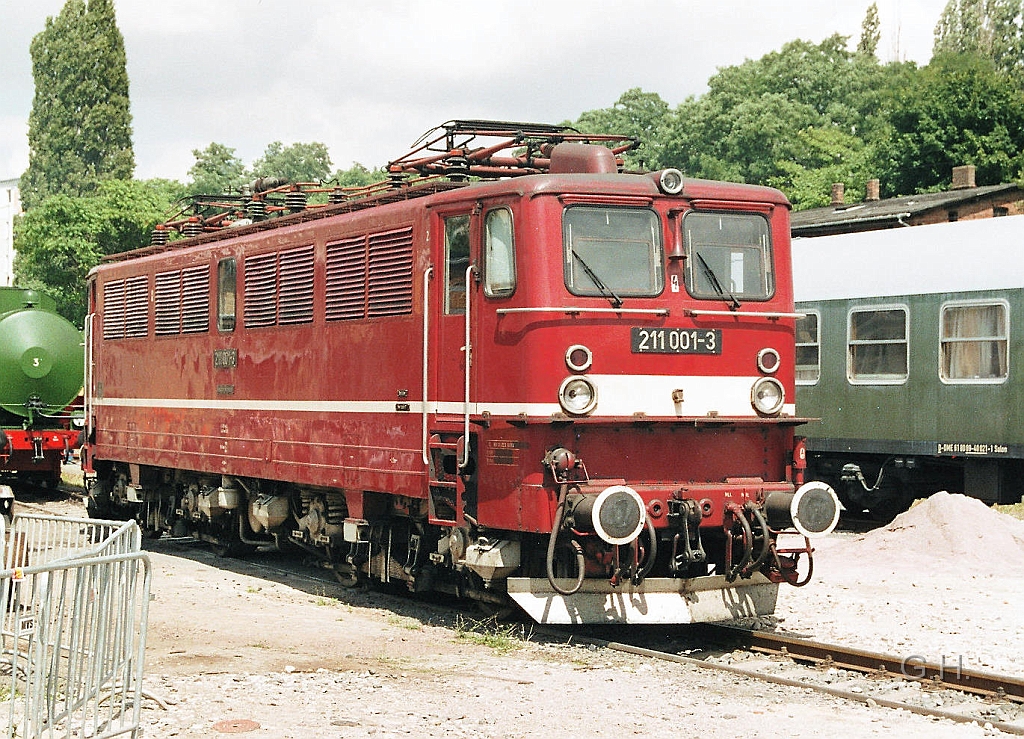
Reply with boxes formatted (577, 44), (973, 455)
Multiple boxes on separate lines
(423, 145), (838, 623)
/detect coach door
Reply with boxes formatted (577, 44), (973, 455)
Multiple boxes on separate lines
(424, 208), (478, 526)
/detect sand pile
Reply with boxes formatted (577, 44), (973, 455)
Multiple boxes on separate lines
(816, 491), (1024, 576)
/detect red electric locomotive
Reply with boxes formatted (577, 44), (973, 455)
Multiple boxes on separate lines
(83, 122), (838, 624)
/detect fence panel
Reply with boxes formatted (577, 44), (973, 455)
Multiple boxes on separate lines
(1, 514), (150, 739)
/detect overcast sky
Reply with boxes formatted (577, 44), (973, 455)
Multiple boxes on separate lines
(1, 0), (944, 183)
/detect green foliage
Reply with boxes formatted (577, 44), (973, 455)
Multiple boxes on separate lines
(877, 52), (1024, 195)
(252, 141), (333, 183)
(331, 162), (382, 188)
(21, 0), (134, 210)
(13, 179), (178, 325)
(660, 35), (886, 190)
(934, 0), (1024, 75)
(452, 615), (531, 653)
(858, 3), (882, 57)
(574, 88), (673, 169)
(186, 143), (248, 195)
(769, 126), (872, 209)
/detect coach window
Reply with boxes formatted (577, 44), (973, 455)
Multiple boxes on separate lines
(795, 311), (820, 385)
(563, 206), (663, 298)
(217, 257), (236, 332)
(683, 211), (773, 302)
(940, 301), (1008, 383)
(847, 306), (908, 384)
(484, 208), (515, 297)
(444, 215), (471, 314)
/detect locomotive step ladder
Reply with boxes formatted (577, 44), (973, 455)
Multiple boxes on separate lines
(427, 433), (466, 527)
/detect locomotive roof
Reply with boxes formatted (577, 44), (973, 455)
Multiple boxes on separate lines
(100, 121), (792, 266)
(99, 170), (790, 268)
(793, 215), (1024, 302)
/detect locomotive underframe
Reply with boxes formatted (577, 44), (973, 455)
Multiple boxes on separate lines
(88, 413), (825, 623)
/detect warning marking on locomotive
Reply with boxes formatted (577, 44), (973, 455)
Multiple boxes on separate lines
(487, 439), (529, 466)
(631, 327), (721, 355)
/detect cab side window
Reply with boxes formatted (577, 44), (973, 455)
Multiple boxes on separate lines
(218, 258), (237, 332)
(484, 208), (515, 297)
(444, 215), (470, 315)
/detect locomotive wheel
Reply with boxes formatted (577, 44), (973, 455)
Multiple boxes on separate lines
(86, 479), (113, 519)
(475, 597), (516, 621)
(210, 513), (256, 558)
(332, 563), (363, 588)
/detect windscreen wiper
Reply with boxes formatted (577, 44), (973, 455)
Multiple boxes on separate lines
(572, 251), (623, 308)
(695, 252), (740, 310)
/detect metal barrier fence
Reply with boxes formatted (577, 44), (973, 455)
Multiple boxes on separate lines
(1, 514), (151, 739)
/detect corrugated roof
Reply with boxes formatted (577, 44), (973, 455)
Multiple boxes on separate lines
(790, 183), (1021, 236)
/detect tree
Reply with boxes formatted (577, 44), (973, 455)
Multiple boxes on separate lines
(858, 3), (882, 58)
(877, 53), (1024, 194)
(574, 88), (673, 169)
(186, 143), (247, 195)
(13, 179), (176, 324)
(660, 36), (887, 186)
(251, 141), (333, 183)
(21, 0), (134, 210)
(934, 0), (1024, 74)
(331, 162), (381, 188)
(768, 126), (872, 209)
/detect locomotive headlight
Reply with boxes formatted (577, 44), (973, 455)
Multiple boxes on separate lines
(757, 347), (780, 374)
(565, 344), (593, 372)
(750, 377), (785, 416)
(558, 376), (597, 416)
(658, 168), (685, 195)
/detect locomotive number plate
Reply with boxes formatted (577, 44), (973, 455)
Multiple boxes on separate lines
(631, 327), (721, 354)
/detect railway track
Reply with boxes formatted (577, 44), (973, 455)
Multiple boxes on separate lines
(154, 540), (1024, 734)
(139, 537), (1024, 734)
(12, 497), (1021, 735)
(578, 623), (1024, 735)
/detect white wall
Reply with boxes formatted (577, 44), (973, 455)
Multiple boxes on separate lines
(0, 180), (19, 287)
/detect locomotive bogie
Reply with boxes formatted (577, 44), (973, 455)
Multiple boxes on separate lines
(85, 133), (837, 622)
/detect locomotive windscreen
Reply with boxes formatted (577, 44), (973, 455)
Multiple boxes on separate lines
(683, 212), (774, 301)
(562, 206), (663, 298)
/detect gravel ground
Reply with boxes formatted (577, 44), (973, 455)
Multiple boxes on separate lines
(10, 490), (1023, 738)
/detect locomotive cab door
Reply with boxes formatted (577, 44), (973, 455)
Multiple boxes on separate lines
(425, 208), (479, 525)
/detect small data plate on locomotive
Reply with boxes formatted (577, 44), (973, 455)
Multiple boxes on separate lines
(631, 327), (722, 355)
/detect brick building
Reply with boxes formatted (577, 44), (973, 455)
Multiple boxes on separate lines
(790, 165), (1024, 238)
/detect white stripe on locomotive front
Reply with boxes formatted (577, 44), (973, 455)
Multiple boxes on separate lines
(92, 374), (794, 418)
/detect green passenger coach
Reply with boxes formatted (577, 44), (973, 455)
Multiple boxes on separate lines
(793, 216), (1024, 516)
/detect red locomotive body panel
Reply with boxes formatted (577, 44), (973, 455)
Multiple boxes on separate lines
(85, 127), (837, 623)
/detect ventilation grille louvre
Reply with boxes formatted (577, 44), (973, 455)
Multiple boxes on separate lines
(326, 227), (413, 321)
(368, 227), (413, 317)
(181, 265), (211, 333)
(325, 236), (367, 321)
(244, 252), (278, 328)
(154, 271), (182, 335)
(278, 245), (314, 325)
(102, 280), (127, 340)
